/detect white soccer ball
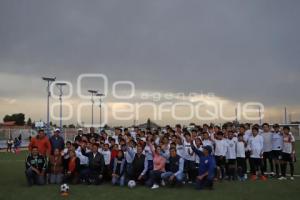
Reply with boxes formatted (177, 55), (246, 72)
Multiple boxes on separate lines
(60, 183), (70, 193)
(128, 180), (136, 188)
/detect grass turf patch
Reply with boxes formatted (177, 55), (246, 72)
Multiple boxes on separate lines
(0, 142), (300, 200)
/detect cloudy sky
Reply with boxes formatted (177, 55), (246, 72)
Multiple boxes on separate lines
(0, 0), (299, 126)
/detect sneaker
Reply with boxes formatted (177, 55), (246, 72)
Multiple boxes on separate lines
(151, 184), (159, 189)
(290, 177), (294, 181)
(244, 174), (248, 180)
(278, 176), (287, 180)
(161, 180), (166, 186)
(260, 175), (267, 181)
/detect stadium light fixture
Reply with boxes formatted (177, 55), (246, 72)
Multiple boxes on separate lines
(96, 93), (105, 130)
(55, 82), (67, 131)
(88, 90), (98, 127)
(42, 76), (56, 135)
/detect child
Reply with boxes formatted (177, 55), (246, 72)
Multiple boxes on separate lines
(112, 150), (126, 186)
(226, 131), (237, 180)
(100, 143), (112, 181)
(279, 126), (295, 180)
(236, 134), (246, 181)
(248, 127), (266, 181)
(214, 131), (227, 180)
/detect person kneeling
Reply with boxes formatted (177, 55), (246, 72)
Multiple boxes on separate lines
(112, 150), (126, 186)
(25, 146), (46, 186)
(85, 143), (105, 185)
(191, 144), (216, 190)
(161, 147), (184, 186)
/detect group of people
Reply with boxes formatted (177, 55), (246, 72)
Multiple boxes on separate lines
(25, 122), (296, 190)
(6, 134), (22, 153)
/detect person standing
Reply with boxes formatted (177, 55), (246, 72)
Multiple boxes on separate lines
(50, 129), (65, 154)
(261, 123), (274, 175)
(248, 127), (266, 181)
(28, 129), (51, 157)
(271, 124), (283, 177)
(279, 126), (295, 180)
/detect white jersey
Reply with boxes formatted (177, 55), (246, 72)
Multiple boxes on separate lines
(261, 132), (273, 152)
(183, 141), (195, 161)
(244, 130), (252, 142)
(100, 150), (111, 165)
(176, 144), (185, 158)
(75, 147), (89, 165)
(214, 139), (227, 157)
(144, 145), (153, 160)
(194, 146), (203, 164)
(248, 135), (264, 158)
(62, 148), (70, 159)
(236, 141), (246, 158)
(282, 134), (295, 154)
(226, 138), (237, 159)
(202, 139), (214, 154)
(272, 132), (283, 151)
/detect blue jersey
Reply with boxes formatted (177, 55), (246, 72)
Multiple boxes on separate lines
(191, 144), (216, 180)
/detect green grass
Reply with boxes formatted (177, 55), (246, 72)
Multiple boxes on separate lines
(1, 143), (300, 200)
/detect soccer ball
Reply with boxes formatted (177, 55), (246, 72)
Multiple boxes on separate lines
(128, 180), (136, 188)
(60, 183), (70, 193)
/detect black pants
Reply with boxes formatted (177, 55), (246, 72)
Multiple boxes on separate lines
(184, 160), (196, 182)
(149, 170), (163, 185)
(249, 158), (264, 175)
(25, 168), (45, 185)
(263, 151), (274, 173)
(215, 156), (225, 179)
(281, 152), (294, 177)
(103, 165), (112, 181)
(195, 177), (213, 190)
(81, 168), (103, 184)
(64, 173), (79, 184)
(237, 157), (246, 177)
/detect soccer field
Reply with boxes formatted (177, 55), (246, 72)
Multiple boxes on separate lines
(0, 144), (300, 200)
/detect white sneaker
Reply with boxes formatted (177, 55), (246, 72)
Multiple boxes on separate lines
(161, 180), (166, 186)
(151, 184), (159, 189)
(278, 176), (287, 180)
(290, 177), (294, 181)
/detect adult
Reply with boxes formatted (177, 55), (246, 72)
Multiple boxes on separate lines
(85, 143), (105, 184)
(49, 129), (65, 154)
(191, 144), (216, 190)
(25, 146), (46, 186)
(28, 129), (51, 157)
(48, 148), (64, 184)
(161, 147), (185, 186)
(148, 143), (166, 189)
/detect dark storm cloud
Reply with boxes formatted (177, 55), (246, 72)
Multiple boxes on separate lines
(0, 0), (300, 106)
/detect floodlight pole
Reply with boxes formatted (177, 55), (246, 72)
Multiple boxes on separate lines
(96, 93), (104, 129)
(42, 77), (56, 135)
(258, 107), (262, 125)
(88, 90), (98, 127)
(56, 83), (67, 131)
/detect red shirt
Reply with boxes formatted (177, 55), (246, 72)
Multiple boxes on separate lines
(28, 136), (51, 156)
